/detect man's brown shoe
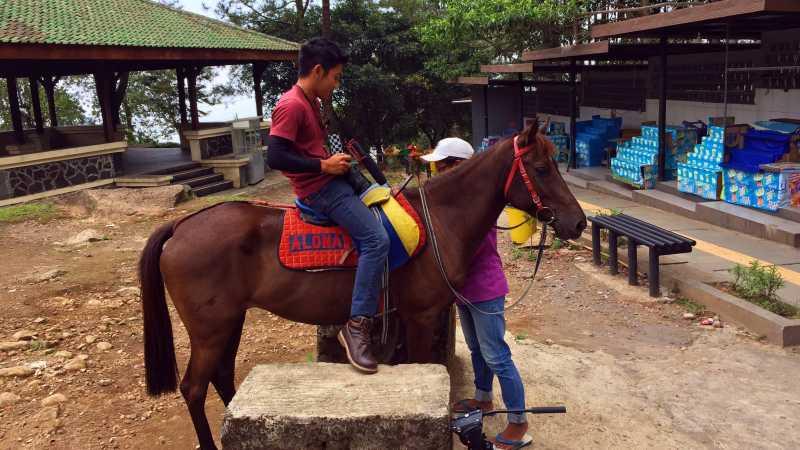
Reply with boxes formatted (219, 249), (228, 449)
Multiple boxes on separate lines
(338, 316), (378, 374)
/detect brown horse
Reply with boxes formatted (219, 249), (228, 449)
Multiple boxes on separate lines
(139, 123), (586, 449)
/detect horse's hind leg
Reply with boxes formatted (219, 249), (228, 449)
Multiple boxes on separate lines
(180, 324), (237, 450)
(211, 312), (246, 406)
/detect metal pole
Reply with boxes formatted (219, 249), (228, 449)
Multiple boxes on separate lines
(723, 22), (730, 120)
(658, 35), (668, 181)
(569, 57), (578, 170)
(518, 73), (524, 130)
(483, 85), (489, 140)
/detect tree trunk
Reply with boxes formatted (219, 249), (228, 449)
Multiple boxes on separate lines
(322, 0), (331, 38)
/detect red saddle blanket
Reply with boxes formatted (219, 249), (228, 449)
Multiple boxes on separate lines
(278, 193), (425, 271)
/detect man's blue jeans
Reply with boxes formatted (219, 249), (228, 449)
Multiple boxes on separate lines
(305, 177), (390, 317)
(457, 296), (527, 423)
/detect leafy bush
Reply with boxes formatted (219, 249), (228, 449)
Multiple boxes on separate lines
(729, 260), (796, 317)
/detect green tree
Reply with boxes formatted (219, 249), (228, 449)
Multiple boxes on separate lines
(416, 0), (583, 80)
(215, 0), (470, 149)
(0, 77), (87, 131)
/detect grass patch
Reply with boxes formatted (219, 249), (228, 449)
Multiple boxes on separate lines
(726, 260), (798, 318)
(515, 333), (528, 342)
(201, 193), (253, 205)
(0, 202), (60, 223)
(511, 245), (538, 262)
(675, 297), (705, 315)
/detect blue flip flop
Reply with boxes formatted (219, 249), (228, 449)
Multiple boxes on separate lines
(493, 433), (533, 450)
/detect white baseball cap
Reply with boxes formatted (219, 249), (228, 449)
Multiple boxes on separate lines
(421, 137), (475, 162)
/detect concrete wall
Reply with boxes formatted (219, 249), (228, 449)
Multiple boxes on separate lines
(542, 87), (799, 135)
(644, 89), (800, 125)
(471, 85), (524, 148)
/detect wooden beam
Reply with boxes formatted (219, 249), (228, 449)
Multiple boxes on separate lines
(0, 44), (297, 63)
(42, 76), (58, 128)
(451, 76), (489, 85)
(253, 62), (266, 119)
(29, 77), (44, 133)
(591, 0), (800, 38)
(480, 63), (533, 73)
(6, 77), (24, 144)
(187, 66), (200, 131)
(522, 41), (610, 61)
(176, 68), (188, 129)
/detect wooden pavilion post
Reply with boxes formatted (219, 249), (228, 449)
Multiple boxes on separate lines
(6, 77), (25, 144)
(252, 62), (266, 119)
(187, 66), (200, 131)
(657, 35), (668, 181)
(94, 71), (115, 142)
(42, 76), (59, 128)
(29, 77), (44, 133)
(568, 57), (578, 169)
(176, 67), (188, 129)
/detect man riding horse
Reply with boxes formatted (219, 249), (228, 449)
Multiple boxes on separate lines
(267, 38), (387, 374)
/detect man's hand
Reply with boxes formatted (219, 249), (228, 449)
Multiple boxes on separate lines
(321, 153), (352, 175)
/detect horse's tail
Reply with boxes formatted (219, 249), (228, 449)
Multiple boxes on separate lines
(139, 222), (178, 396)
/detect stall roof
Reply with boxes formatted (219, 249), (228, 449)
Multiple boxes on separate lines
(522, 41), (760, 62)
(480, 63), (533, 73)
(591, 0), (800, 39)
(451, 76), (489, 85)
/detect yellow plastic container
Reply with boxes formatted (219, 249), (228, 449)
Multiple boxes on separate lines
(504, 207), (536, 244)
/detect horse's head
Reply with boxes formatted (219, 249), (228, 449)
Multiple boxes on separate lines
(503, 121), (587, 240)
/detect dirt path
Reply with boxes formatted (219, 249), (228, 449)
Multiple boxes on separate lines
(1, 175), (799, 449)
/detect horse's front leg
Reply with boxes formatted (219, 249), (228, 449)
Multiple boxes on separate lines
(405, 306), (448, 364)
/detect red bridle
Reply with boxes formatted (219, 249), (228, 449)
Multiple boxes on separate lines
(503, 135), (554, 223)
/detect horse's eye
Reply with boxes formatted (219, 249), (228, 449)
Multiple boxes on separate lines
(534, 165), (549, 176)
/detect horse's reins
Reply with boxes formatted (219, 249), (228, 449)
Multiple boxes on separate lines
(419, 136), (555, 316)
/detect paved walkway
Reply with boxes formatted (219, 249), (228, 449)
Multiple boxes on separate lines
(568, 185), (800, 307)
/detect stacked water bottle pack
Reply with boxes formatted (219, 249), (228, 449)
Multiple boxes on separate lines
(720, 129), (793, 211)
(611, 124), (698, 189)
(545, 121), (569, 163)
(677, 126), (725, 200)
(575, 116), (621, 168)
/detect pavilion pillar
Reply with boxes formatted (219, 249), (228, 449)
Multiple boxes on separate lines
(187, 66), (200, 131)
(94, 71), (115, 142)
(42, 77), (58, 128)
(177, 67), (188, 130)
(518, 73), (524, 131)
(568, 57), (578, 169)
(29, 77), (44, 134)
(253, 62), (266, 119)
(6, 77), (25, 144)
(657, 35), (668, 181)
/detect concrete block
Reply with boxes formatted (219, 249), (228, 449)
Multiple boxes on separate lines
(221, 363), (451, 450)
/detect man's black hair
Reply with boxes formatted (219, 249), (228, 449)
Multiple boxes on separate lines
(298, 37), (349, 77)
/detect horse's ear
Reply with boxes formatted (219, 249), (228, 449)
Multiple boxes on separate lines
(516, 119), (539, 148)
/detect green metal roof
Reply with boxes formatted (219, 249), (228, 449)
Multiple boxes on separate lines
(0, 0), (299, 52)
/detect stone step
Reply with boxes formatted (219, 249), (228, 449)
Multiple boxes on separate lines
(192, 180), (234, 197)
(179, 173), (224, 188)
(632, 189), (697, 218)
(696, 201), (800, 247)
(172, 167), (214, 182)
(776, 207), (800, 224)
(586, 179), (634, 200)
(655, 180), (716, 203)
(562, 171), (588, 189)
(146, 162), (201, 176)
(221, 363), (450, 449)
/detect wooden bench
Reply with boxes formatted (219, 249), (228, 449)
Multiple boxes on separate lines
(588, 213), (696, 297)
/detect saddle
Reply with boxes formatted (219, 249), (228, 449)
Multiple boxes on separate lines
(278, 185), (426, 271)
